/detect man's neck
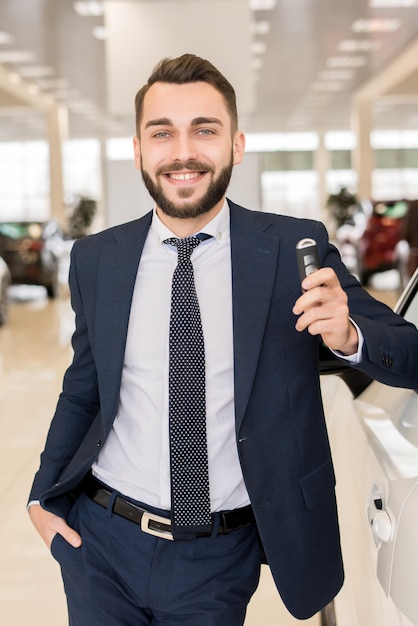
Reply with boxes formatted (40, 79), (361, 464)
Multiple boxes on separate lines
(156, 201), (225, 237)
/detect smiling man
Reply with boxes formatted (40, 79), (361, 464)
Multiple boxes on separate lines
(28, 54), (418, 626)
(134, 78), (244, 230)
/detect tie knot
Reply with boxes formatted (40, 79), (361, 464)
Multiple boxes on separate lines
(164, 235), (205, 263)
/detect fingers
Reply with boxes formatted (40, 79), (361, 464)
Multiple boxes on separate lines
(293, 268), (343, 320)
(28, 503), (82, 550)
(293, 268), (358, 353)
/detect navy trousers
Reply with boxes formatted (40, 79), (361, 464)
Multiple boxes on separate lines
(50, 491), (262, 625)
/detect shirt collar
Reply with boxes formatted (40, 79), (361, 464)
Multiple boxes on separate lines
(151, 200), (230, 246)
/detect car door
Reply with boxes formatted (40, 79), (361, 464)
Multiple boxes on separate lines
(321, 270), (418, 626)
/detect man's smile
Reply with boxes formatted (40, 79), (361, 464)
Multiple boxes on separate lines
(165, 171), (203, 182)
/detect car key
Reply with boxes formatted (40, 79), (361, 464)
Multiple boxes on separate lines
(296, 238), (321, 287)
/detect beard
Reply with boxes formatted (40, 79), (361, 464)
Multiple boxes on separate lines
(140, 154), (234, 220)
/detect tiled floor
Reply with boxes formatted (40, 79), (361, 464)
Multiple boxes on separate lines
(1, 277), (398, 625)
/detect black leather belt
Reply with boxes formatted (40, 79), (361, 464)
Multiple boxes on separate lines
(83, 473), (254, 541)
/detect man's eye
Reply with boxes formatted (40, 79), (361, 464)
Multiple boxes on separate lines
(197, 129), (215, 136)
(153, 131), (170, 138)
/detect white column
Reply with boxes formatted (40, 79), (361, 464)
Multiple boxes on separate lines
(46, 104), (68, 226)
(314, 131), (330, 224)
(351, 97), (373, 202)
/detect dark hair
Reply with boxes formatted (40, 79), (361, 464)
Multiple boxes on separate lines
(134, 53), (238, 136)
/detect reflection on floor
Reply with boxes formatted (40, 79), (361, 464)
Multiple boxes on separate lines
(0, 273), (399, 625)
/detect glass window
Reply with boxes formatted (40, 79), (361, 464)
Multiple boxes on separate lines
(0, 141), (49, 220)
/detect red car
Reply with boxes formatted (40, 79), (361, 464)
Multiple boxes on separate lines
(357, 200), (408, 285)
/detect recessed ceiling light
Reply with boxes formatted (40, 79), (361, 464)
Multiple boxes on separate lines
(251, 41), (267, 55)
(369, 0), (418, 6)
(73, 1), (104, 17)
(0, 50), (35, 63)
(92, 26), (107, 40)
(327, 56), (367, 68)
(0, 31), (14, 45)
(36, 78), (69, 91)
(18, 66), (54, 78)
(352, 18), (401, 32)
(250, 20), (271, 35)
(249, 0), (276, 9)
(318, 69), (354, 80)
(338, 39), (381, 52)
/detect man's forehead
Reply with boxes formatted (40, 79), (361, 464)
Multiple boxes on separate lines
(142, 81), (227, 117)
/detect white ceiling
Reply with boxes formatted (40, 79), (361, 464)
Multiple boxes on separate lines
(0, 0), (418, 142)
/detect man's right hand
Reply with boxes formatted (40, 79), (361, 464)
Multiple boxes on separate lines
(28, 503), (82, 550)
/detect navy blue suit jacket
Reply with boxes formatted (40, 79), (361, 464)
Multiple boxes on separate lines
(30, 200), (418, 619)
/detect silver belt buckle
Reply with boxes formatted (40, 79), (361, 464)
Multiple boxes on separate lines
(140, 510), (174, 541)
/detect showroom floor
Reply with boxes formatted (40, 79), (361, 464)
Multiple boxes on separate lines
(0, 278), (398, 626)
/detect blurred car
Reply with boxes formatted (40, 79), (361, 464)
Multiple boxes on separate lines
(319, 269), (418, 625)
(0, 220), (66, 298)
(357, 200), (409, 285)
(0, 255), (11, 326)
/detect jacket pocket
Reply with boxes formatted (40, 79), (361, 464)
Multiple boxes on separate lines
(299, 460), (336, 510)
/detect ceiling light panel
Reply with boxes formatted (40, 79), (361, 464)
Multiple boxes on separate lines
(251, 41), (267, 54)
(18, 66), (54, 78)
(73, 1), (104, 16)
(318, 69), (354, 80)
(369, 0), (418, 6)
(92, 26), (107, 40)
(249, 0), (276, 9)
(0, 31), (14, 45)
(250, 20), (271, 35)
(327, 56), (367, 68)
(0, 50), (35, 63)
(352, 18), (401, 32)
(338, 39), (381, 52)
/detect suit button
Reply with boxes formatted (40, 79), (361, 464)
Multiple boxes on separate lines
(97, 440), (102, 448)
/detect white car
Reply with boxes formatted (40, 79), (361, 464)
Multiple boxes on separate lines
(320, 269), (418, 626)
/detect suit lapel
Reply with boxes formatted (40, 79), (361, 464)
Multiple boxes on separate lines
(95, 213), (152, 424)
(229, 202), (280, 431)
(92, 203), (279, 432)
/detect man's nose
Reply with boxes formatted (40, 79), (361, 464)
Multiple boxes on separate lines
(170, 134), (198, 162)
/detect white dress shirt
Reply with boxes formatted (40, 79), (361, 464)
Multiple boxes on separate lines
(27, 204), (364, 513)
(92, 201), (251, 512)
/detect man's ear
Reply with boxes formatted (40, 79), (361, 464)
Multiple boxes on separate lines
(232, 131), (246, 166)
(133, 135), (141, 171)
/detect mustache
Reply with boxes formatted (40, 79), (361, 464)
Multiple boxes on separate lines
(156, 160), (215, 176)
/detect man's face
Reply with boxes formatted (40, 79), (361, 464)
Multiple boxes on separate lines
(133, 81), (245, 220)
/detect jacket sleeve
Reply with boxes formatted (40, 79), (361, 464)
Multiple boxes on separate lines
(28, 239), (100, 503)
(314, 220), (418, 389)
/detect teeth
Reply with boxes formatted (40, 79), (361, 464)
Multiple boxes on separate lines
(169, 172), (200, 181)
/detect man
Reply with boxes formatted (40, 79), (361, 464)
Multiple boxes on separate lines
(29, 54), (418, 625)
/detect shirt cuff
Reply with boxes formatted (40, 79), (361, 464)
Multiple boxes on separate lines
(330, 318), (364, 364)
(27, 499), (40, 511)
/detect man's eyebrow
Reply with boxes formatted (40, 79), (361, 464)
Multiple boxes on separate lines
(191, 117), (223, 127)
(144, 117), (173, 129)
(144, 116), (224, 129)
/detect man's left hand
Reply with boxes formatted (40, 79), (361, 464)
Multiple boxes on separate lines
(293, 267), (359, 356)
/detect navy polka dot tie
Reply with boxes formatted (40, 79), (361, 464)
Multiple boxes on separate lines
(163, 235), (212, 538)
